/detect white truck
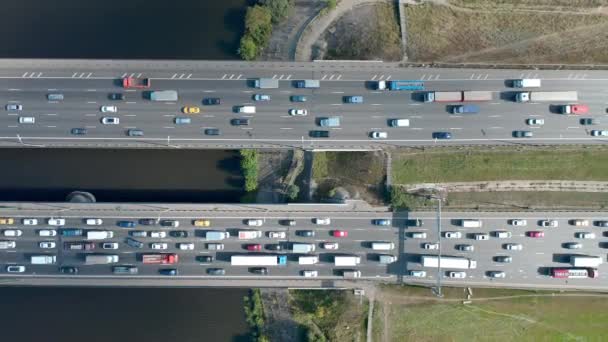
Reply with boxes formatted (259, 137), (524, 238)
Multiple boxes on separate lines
(230, 255), (287, 266)
(371, 242), (395, 251)
(513, 79), (541, 88)
(31, 255), (56, 265)
(298, 256), (319, 265)
(253, 78), (279, 89)
(515, 91), (577, 102)
(292, 243), (316, 253)
(85, 254), (119, 265)
(334, 255), (361, 266)
(342, 270), (361, 278)
(421, 255), (477, 269)
(461, 219), (482, 228)
(206, 231), (230, 241)
(570, 255), (603, 267)
(238, 230), (262, 239)
(86, 230), (114, 240)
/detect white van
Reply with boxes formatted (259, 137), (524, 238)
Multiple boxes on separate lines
(86, 230), (114, 240)
(389, 119), (410, 127)
(371, 242), (395, 251)
(237, 106), (256, 114)
(31, 255), (56, 265)
(298, 256), (319, 265)
(461, 219), (482, 228)
(513, 79), (541, 88)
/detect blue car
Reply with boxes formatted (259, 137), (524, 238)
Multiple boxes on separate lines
(433, 132), (452, 140)
(290, 95), (307, 102)
(344, 96), (363, 104)
(174, 117), (191, 125)
(253, 94), (271, 101)
(373, 219), (391, 226)
(117, 220), (136, 228)
(159, 269), (178, 276)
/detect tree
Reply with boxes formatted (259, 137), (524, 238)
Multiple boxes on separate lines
(238, 36), (258, 61)
(245, 5), (273, 46)
(260, 0), (293, 24)
(286, 184), (299, 200)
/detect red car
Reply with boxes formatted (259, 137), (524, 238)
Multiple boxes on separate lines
(528, 231), (545, 238)
(332, 230), (348, 238)
(562, 104), (588, 115)
(247, 244), (262, 251)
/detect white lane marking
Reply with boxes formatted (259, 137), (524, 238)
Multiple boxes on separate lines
(567, 126), (580, 129)
(409, 103), (421, 106)
(411, 127), (423, 130)
(332, 91), (344, 94)
(46, 113), (57, 116)
(489, 115), (502, 118)
(87, 101), (97, 104)
(280, 128), (293, 130)
(7, 113), (17, 116)
(7, 125), (17, 128)
(86, 89), (96, 92)
(46, 126), (56, 128)
(490, 102), (500, 105)
(331, 104), (342, 106)
(47, 89), (57, 91)
(8, 89), (21, 91)
(449, 128), (463, 130)
(126, 102), (136, 104)
(163, 114), (174, 117)
(85, 126), (96, 129)
(371, 104), (382, 106)
(163, 126), (175, 129)
(490, 126), (503, 129)
(203, 90), (216, 93)
(85, 114), (96, 116)
(125, 114), (137, 117)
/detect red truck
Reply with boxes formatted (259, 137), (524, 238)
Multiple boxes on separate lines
(122, 77), (150, 89)
(551, 268), (598, 278)
(142, 253), (178, 265)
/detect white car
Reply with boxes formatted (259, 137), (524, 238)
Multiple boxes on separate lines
(101, 117), (119, 125)
(151, 243), (168, 250)
(526, 118), (544, 126)
(289, 109), (308, 116)
(102, 242), (119, 250)
(6, 104), (23, 111)
(510, 219), (527, 226)
(179, 243), (195, 250)
(489, 271), (506, 278)
(474, 233), (489, 241)
(39, 241), (56, 249)
(540, 219), (558, 227)
(444, 231), (462, 239)
(302, 270), (318, 278)
(322, 242), (339, 250)
(409, 270), (426, 278)
(3, 229), (22, 237)
(314, 218), (331, 225)
(370, 131), (388, 139)
(18, 117), (35, 124)
(423, 243), (439, 250)
(246, 219), (263, 227)
(6, 265), (25, 273)
(149, 231), (167, 238)
(591, 130), (608, 137)
(22, 218), (38, 225)
(101, 105), (118, 113)
(575, 232), (596, 239)
(0, 241), (16, 248)
(85, 218), (103, 225)
(505, 243), (523, 251)
(564, 242), (582, 249)
(267, 231), (286, 239)
(448, 271), (466, 279)
(38, 229), (57, 237)
(47, 218), (65, 226)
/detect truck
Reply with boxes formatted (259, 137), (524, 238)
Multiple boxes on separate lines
(295, 80), (320, 89)
(334, 255), (361, 267)
(319, 117), (340, 127)
(142, 253), (179, 265)
(463, 91), (493, 101)
(150, 90), (178, 101)
(515, 91), (577, 103)
(292, 243), (316, 253)
(461, 219), (482, 228)
(569, 255), (603, 267)
(238, 230), (262, 239)
(64, 241), (95, 250)
(230, 255), (287, 266)
(298, 256), (319, 265)
(122, 77), (150, 89)
(205, 231), (230, 241)
(420, 255), (477, 269)
(254, 78), (279, 89)
(86, 230), (114, 240)
(371, 242), (395, 251)
(378, 255), (396, 264)
(376, 80), (424, 91)
(85, 254), (119, 265)
(513, 79), (541, 88)
(424, 91), (462, 103)
(61, 228), (83, 237)
(551, 268), (598, 279)
(31, 255), (56, 265)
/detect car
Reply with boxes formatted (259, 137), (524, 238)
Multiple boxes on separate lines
(280, 219), (296, 226)
(423, 243), (439, 250)
(314, 218), (331, 225)
(249, 267), (268, 275)
(117, 220), (136, 228)
(151, 243), (168, 250)
(505, 243), (523, 250)
(160, 220), (179, 228)
(3, 230), (22, 237)
(494, 231), (512, 239)
(22, 218), (38, 225)
(564, 242), (583, 249)
(474, 233), (489, 241)
(64, 242), (95, 250)
(85, 218), (103, 225)
(253, 94), (271, 101)
(101, 117), (119, 125)
(71, 128), (88, 135)
(302, 270), (319, 277)
(0, 241), (15, 249)
(38, 229), (56, 237)
(19, 117), (35, 124)
(5, 104), (22, 111)
(265, 243), (283, 251)
(344, 96), (363, 103)
(206, 243), (224, 251)
(39, 241), (56, 249)
(540, 219), (558, 227)
(174, 117), (192, 125)
(126, 238), (144, 248)
(580, 118), (599, 125)
(332, 230), (348, 238)
(591, 130), (608, 137)
(494, 255), (512, 263)
(149, 231), (167, 238)
(409, 270), (426, 277)
(47, 218), (65, 226)
(322, 242), (339, 250)
(289, 109), (307, 116)
(444, 231), (462, 239)
(170, 230), (188, 238)
(100, 105), (118, 113)
(489, 271), (506, 278)
(457, 244), (474, 251)
(448, 271), (466, 279)
(130, 231), (147, 238)
(246, 244), (262, 251)
(563, 104), (589, 115)
(528, 231), (545, 238)
(370, 131), (388, 139)
(510, 219), (527, 226)
(575, 232), (596, 239)
(526, 118), (544, 126)
(6, 265), (25, 273)
(407, 219), (423, 227)
(113, 266), (138, 274)
(179, 243), (195, 250)
(0, 218), (14, 225)
(207, 268), (226, 275)
(433, 132), (452, 139)
(513, 130), (533, 138)
(297, 230), (315, 237)
(373, 219), (391, 226)
(108, 93), (125, 101)
(595, 220), (608, 227)
(245, 219), (263, 227)
(290, 95), (307, 102)
(203, 98), (221, 105)
(204, 128), (221, 136)
(138, 219), (156, 226)
(231, 118), (250, 126)
(571, 219), (589, 227)
(59, 266), (78, 274)
(197, 255), (214, 263)
(193, 219), (211, 227)
(159, 268), (178, 276)
(182, 106), (200, 114)
(127, 129), (144, 137)
(267, 231), (286, 239)
(309, 130), (330, 138)
(102, 242), (119, 250)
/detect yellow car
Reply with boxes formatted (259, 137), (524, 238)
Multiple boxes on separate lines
(182, 106), (200, 114)
(193, 219), (211, 227)
(0, 217), (14, 225)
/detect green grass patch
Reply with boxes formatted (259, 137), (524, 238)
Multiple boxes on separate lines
(449, 0), (608, 11)
(312, 151), (329, 181)
(447, 191), (608, 210)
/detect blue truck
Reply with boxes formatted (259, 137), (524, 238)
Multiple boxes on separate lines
(377, 80), (424, 91)
(452, 105), (480, 114)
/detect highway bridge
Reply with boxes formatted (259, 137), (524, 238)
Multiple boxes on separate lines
(0, 200), (606, 290)
(0, 59), (607, 149)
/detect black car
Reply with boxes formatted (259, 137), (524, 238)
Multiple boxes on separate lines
(265, 243), (283, 251)
(432, 132), (452, 139)
(231, 118), (250, 126)
(59, 266), (78, 274)
(170, 230), (188, 238)
(70, 128), (88, 135)
(309, 130), (329, 138)
(513, 130), (533, 138)
(204, 128), (221, 136)
(296, 230), (315, 237)
(494, 255), (512, 263)
(207, 268), (225, 275)
(196, 255), (214, 263)
(139, 218), (157, 226)
(108, 93), (125, 101)
(126, 237), (144, 248)
(280, 219), (296, 226)
(203, 98), (221, 105)
(595, 220), (608, 227)
(249, 267), (268, 275)
(159, 268), (178, 276)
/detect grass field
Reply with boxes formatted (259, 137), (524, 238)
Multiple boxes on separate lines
(449, 0), (608, 11)
(447, 191), (608, 210)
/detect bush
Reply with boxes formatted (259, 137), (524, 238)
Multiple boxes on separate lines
(238, 5), (273, 60)
(390, 187), (432, 209)
(326, 0), (337, 11)
(240, 149), (259, 192)
(243, 289), (266, 341)
(287, 184), (300, 200)
(260, 0), (294, 24)
(238, 35), (258, 61)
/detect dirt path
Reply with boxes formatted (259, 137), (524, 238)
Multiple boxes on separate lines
(400, 180), (608, 193)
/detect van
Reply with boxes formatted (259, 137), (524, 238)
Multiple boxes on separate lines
(513, 79), (541, 88)
(298, 256), (319, 265)
(31, 255), (56, 265)
(237, 106), (256, 114)
(371, 242), (395, 250)
(319, 117), (340, 127)
(47, 93), (64, 101)
(85, 254), (119, 265)
(86, 230), (114, 240)
(410, 232), (427, 239)
(378, 255), (396, 264)
(461, 219), (482, 228)
(292, 243), (316, 253)
(389, 119), (410, 127)
(0, 241), (16, 249)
